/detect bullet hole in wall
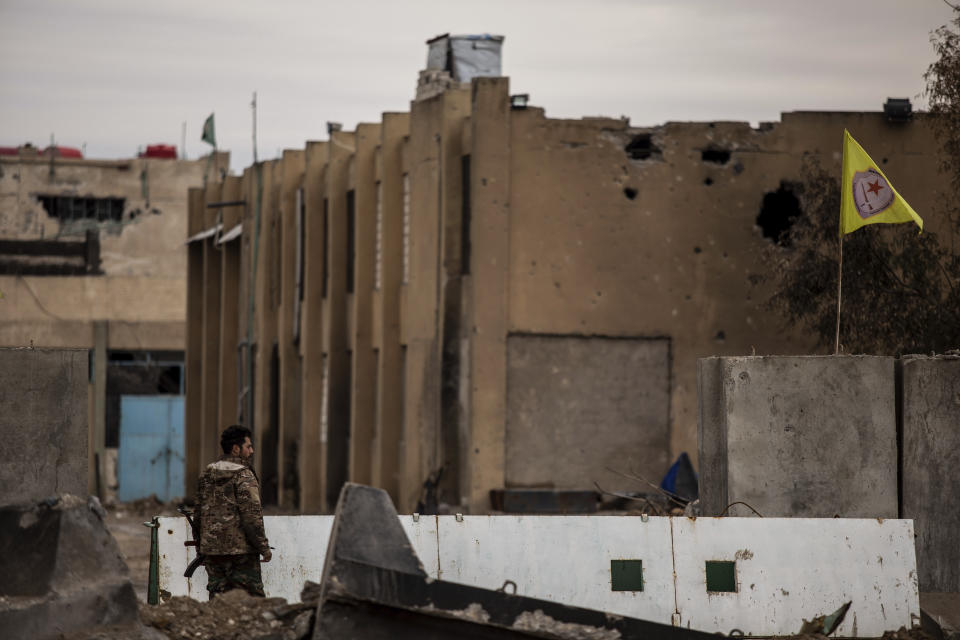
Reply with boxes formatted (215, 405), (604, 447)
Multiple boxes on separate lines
(702, 148), (731, 164)
(756, 182), (802, 245)
(693, 246), (702, 254)
(623, 187), (638, 200)
(625, 134), (662, 161)
(704, 177), (714, 186)
(714, 330), (726, 341)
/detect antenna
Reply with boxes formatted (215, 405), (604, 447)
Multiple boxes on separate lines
(251, 91), (258, 164)
(181, 121), (187, 160)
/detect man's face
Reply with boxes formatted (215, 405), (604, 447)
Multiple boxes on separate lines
(234, 436), (254, 460)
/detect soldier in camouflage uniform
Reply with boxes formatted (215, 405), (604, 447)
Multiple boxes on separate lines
(195, 425), (272, 598)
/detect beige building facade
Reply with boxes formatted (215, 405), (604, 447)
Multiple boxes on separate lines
(0, 148), (225, 493)
(184, 74), (947, 514)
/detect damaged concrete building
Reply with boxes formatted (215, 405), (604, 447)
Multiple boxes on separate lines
(0, 145), (225, 498)
(184, 37), (949, 514)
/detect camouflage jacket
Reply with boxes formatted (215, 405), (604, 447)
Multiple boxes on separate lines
(195, 454), (269, 556)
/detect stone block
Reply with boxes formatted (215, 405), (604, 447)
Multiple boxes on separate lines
(0, 348), (88, 505)
(0, 495), (146, 640)
(698, 355), (897, 518)
(901, 355), (960, 592)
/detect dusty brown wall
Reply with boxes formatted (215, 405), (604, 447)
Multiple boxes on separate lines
(504, 108), (945, 475)
(0, 154), (223, 351)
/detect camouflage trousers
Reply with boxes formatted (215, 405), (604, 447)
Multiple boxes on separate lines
(204, 553), (265, 598)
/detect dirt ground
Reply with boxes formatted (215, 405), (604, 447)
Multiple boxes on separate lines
(105, 496), (179, 602)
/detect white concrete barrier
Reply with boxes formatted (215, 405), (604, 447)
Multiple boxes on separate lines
(156, 515), (919, 636)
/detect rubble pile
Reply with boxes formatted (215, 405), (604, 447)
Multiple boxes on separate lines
(141, 585), (320, 640)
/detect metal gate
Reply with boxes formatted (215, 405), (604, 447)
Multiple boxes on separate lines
(118, 395), (185, 501)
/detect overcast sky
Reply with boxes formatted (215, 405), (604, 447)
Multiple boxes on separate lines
(0, 0), (954, 172)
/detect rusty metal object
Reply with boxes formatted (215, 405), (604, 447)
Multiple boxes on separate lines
(312, 483), (714, 639)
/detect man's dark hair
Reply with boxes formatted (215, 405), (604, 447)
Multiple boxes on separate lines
(220, 425), (252, 454)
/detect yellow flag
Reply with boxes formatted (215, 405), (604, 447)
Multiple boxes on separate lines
(840, 129), (922, 236)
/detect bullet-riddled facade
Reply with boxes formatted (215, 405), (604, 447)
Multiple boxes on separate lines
(185, 74), (946, 513)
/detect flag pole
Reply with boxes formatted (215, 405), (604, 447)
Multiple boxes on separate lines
(834, 235), (843, 354)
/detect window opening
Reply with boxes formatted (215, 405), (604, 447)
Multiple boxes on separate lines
(346, 189), (355, 294)
(402, 173), (411, 284)
(375, 181), (383, 290)
(461, 155), (471, 275)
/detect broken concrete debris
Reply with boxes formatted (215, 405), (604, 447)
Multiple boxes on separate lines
(0, 494), (158, 640)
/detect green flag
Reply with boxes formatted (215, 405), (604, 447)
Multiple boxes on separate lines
(201, 113), (216, 147)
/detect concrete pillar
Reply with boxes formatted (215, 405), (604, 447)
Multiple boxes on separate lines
(253, 161), (280, 504)
(278, 150), (305, 507)
(348, 123), (381, 486)
(463, 78), (511, 512)
(323, 131), (355, 511)
(217, 176), (243, 430)
(299, 141), (328, 513)
(92, 321), (108, 498)
(437, 89), (471, 505)
(398, 96), (444, 511)
(370, 113), (410, 504)
(185, 187), (205, 497)
(200, 181), (223, 468)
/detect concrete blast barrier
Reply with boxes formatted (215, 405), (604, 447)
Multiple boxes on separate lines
(158, 512), (919, 635)
(0, 348), (88, 505)
(0, 496), (144, 640)
(698, 355), (898, 518)
(901, 354), (960, 592)
(312, 484), (714, 640)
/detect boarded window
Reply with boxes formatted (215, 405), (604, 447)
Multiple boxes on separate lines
(506, 335), (671, 491)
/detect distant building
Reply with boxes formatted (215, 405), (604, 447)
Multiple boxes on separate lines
(184, 38), (947, 514)
(0, 145), (226, 497)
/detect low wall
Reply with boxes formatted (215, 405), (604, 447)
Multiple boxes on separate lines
(157, 514), (919, 636)
(0, 348), (88, 505)
(901, 355), (960, 592)
(698, 355), (898, 518)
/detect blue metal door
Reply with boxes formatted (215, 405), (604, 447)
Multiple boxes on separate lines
(118, 395), (185, 501)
